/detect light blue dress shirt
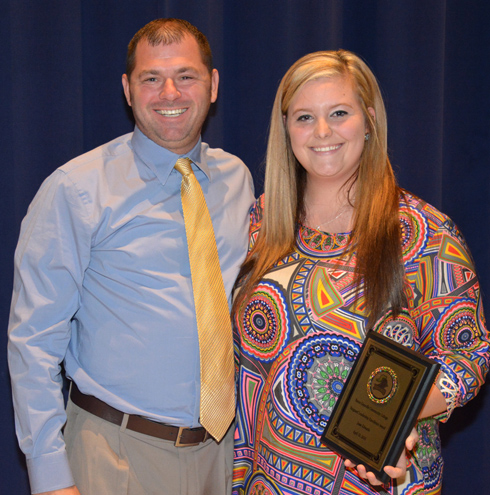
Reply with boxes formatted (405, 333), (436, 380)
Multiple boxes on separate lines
(8, 126), (255, 493)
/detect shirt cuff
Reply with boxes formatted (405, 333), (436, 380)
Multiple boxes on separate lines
(27, 450), (74, 494)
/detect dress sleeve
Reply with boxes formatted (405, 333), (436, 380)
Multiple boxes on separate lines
(7, 169), (93, 493)
(247, 195), (264, 252)
(405, 207), (489, 420)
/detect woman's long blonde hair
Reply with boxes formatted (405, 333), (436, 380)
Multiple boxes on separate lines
(234, 50), (405, 327)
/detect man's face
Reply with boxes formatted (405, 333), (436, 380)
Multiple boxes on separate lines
(122, 35), (218, 154)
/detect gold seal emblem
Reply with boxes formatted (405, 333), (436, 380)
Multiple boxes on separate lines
(367, 366), (398, 404)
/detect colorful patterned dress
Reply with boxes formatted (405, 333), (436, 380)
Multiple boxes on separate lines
(233, 192), (489, 495)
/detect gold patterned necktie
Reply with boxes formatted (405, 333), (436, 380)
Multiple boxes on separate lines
(174, 157), (235, 442)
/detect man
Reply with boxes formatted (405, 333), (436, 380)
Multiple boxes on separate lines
(8, 18), (254, 495)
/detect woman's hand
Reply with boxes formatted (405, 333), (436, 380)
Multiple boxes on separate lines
(344, 427), (419, 486)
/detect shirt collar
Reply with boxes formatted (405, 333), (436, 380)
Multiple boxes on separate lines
(130, 126), (210, 184)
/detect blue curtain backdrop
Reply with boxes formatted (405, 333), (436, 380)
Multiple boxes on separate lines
(1, 1), (489, 493)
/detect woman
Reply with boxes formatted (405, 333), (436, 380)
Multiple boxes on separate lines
(232, 50), (489, 495)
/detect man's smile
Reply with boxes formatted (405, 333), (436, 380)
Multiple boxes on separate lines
(155, 108), (187, 117)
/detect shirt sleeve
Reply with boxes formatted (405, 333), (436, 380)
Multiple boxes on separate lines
(407, 213), (489, 420)
(8, 169), (93, 493)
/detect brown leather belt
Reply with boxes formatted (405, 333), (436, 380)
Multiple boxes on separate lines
(70, 382), (210, 447)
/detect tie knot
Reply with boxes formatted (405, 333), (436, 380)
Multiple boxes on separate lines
(175, 158), (193, 177)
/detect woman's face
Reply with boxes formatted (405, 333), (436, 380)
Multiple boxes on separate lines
(286, 76), (372, 189)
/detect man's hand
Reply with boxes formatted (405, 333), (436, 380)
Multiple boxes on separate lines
(37, 487), (81, 495)
(344, 427), (419, 486)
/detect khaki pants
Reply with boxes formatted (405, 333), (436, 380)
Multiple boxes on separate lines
(64, 398), (233, 495)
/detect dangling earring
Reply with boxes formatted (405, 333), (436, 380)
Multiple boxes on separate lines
(364, 133), (370, 141)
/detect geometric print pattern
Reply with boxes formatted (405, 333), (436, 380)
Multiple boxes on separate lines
(233, 192), (489, 495)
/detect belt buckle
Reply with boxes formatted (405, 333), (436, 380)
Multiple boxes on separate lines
(175, 426), (202, 447)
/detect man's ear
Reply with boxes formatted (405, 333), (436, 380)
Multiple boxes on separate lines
(122, 74), (132, 107)
(210, 69), (219, 103)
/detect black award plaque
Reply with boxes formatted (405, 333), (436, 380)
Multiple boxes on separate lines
(321, 331), (440, 484)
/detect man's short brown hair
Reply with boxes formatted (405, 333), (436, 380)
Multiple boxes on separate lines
(126, 18), (213, 77)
